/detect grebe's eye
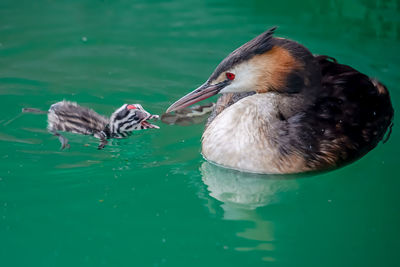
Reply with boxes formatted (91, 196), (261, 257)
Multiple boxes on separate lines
(127, 104), (136, 110)
(226, 72), (235, 80)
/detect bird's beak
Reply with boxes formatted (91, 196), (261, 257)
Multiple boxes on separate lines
(166, 81), (226, 113)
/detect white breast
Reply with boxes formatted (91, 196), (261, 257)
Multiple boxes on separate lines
(201, 93), (306, 174)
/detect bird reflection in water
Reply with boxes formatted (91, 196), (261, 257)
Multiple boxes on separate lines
(200, 161), (302, 262)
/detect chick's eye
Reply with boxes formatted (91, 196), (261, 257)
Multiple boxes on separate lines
(226, 72), (235, 80)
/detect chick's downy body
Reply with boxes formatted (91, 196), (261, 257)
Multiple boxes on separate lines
(48, 101), (109, 139)
(43, 100), (159, 149)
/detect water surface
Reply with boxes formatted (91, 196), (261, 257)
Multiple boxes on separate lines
(1, 0), (399, 266)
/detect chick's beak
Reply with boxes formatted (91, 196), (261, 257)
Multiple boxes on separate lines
(166, 82), (226, 113)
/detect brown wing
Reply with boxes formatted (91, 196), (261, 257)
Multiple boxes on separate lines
(298, 56), (393, 169)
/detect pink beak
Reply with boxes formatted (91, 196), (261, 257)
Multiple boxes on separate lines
(166, 82), (223, 113)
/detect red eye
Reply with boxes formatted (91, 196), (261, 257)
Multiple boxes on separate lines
(226, 72), (235, 80)
(127, 105), (136, 110)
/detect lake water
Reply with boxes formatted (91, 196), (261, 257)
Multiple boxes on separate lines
(0, 0), (399, 266)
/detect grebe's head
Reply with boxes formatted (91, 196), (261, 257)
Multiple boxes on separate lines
(110, 104), (159, 136)
(166, 27), (320, 113)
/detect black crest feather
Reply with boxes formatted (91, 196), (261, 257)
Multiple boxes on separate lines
(209, 27), (278, 81)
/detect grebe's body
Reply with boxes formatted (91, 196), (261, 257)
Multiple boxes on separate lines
(167, 28), (393, 174)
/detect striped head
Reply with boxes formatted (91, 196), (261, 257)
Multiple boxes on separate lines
(109, 104), (159, 138)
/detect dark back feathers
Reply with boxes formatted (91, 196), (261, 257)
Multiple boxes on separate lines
(303, 56), (394, 167)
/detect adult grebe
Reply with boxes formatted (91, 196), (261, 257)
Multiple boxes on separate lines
(166, 27), (393, 174)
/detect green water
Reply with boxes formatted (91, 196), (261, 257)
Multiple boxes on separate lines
(1, 0), (399, 266)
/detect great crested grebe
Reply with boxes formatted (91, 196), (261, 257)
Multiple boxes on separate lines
(23, 101), (159, 149)
(166, 27), (394, 174)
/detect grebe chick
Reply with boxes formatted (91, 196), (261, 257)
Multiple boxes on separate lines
(166, 27), (394, 174)
(24, 100), (159, 150)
